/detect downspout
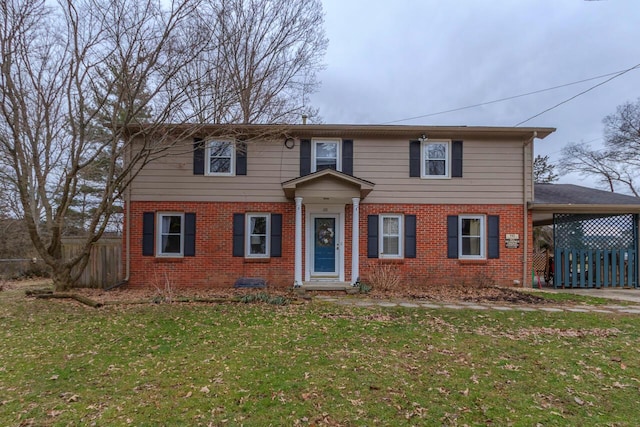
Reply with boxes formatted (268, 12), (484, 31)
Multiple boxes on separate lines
(105, 146), (131, 291)
(523, 131), (537, 288)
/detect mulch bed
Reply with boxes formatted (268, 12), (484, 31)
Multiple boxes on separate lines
(70, 283), (549, 306)
(9, 279), (551, 306)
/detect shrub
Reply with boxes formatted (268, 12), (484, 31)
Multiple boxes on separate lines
(366, 263), (402, 293)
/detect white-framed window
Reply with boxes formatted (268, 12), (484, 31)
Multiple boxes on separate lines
(379, 214), (403, 258)
(459, 215), (485, 259)
(421, 140), (450, 178)
(312, 139), (341, 172)
(246, 213), (270, 258)
(157, 213), (184, 256)
(206, 140), (235, 175)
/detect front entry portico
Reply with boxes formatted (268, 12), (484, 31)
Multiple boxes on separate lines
(282, 169), (374, 288)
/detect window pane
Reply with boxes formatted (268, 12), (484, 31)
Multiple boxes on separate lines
(462, 237), (481, 256)
(250, 236), (266, 255)
(210, 141), (232, 157)
(316, 142), (337, 158)
(161, 235), (181, 253)
(427, 143), (446, 159)
(209, 158), (231, 173)
(316, 158), (337, 170)
(462, 218), (481, 237)
(383, 236), (399, 255)
(383, 217), (399, 235)
(161, 216), (181, 233)
(251, 217), (267, 235)
(428, 160), (446, 176)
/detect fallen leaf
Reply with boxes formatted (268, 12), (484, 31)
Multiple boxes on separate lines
(574, 396), (584, 406)
(185, 391), (192, 398)
(200, 386), (210, 394)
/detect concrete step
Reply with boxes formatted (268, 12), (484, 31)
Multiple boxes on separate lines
(300, 281), (354, 291)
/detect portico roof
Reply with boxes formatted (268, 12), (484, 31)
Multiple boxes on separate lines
(282, 169), (375, 201)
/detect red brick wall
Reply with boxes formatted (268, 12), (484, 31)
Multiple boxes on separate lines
(357, 204), (532, 288)
(125, 201), (532, 289)
(126, 202), (296, 288)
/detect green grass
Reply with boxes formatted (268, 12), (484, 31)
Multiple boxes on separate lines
(529, 290), (633, 305)
(2, 287), (640, 426)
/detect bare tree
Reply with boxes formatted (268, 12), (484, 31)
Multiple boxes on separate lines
(0, 0), (210, 290)
(560, 98), (640, 197)
(183, 0), (328, 124)
(0, 0), (328, 291)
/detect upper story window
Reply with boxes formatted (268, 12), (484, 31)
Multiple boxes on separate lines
(380, 214), (403, 258)
(207, 140), (235, 175)
(422, 140), (450, 178)
(459, 215), (485, 259)
(157, 213), (184, 256)
(246, 214), (270, 258)
(312, 139), (341, 172)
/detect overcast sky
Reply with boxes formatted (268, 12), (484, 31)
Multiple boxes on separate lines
(310, 0), (640, 187)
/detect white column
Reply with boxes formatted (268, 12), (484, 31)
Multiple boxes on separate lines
(351, 197), (360, 285)
(294, 197), (303, 287)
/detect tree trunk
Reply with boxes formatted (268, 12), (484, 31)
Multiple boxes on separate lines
(51, 264), (73, 292)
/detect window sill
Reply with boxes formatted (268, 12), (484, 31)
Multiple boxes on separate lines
(154, 257), (184, 263)
(377, 258), (405, 264)
(458, 259), (488, 265)
(244, 258), (271, 263)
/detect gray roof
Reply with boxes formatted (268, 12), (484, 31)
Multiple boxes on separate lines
(534, 184), (640, 206)
(531, 183), (640, 226)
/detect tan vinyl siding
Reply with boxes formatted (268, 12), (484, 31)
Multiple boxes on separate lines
(131, 138), (299, 202)
(353, 138), (526, 204)
(131, 136), (532, 204)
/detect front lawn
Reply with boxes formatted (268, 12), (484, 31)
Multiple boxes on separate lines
(1, 285), (639, 425)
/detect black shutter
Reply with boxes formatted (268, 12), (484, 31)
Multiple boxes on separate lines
(232, 213), (245, 257)
(488, 215), (500, 259)
(142, 212), (155, 256)
(236, 142), (247, 175)
(367, 215), (379, 258)
(409, 140), (421, 177)
(404, 215), (416, 258)
(342, 139), (353, 175)
(193, 138), (205, 175)
(447, 215), (458, 259)
(184, 213), (196, 257)
(270, 214), (282, 257)
(452, 140), (463, 178)
(300, 139), (311, 176)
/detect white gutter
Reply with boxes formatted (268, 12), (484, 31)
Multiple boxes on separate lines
(124, 182), (131, 284)
(523, 131), (537, 287)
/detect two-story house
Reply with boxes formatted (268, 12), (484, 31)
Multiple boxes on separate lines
(123, 124), (556, 290)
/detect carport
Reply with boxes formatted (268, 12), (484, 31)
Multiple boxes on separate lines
(531, 184), (640, 289)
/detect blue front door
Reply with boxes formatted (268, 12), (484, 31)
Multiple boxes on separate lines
(314, 217), (336, 274)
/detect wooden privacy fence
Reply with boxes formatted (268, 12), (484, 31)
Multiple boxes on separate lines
(62, 237), (122, 288)
(553, 213), (639, 289)
(554, 248), (637, 288)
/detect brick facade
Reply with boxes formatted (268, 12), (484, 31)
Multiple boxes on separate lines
(126, 201), (532, 289)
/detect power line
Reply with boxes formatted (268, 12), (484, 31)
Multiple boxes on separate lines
(382, 66), (640, 125)
(514, 63), (640, 126)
